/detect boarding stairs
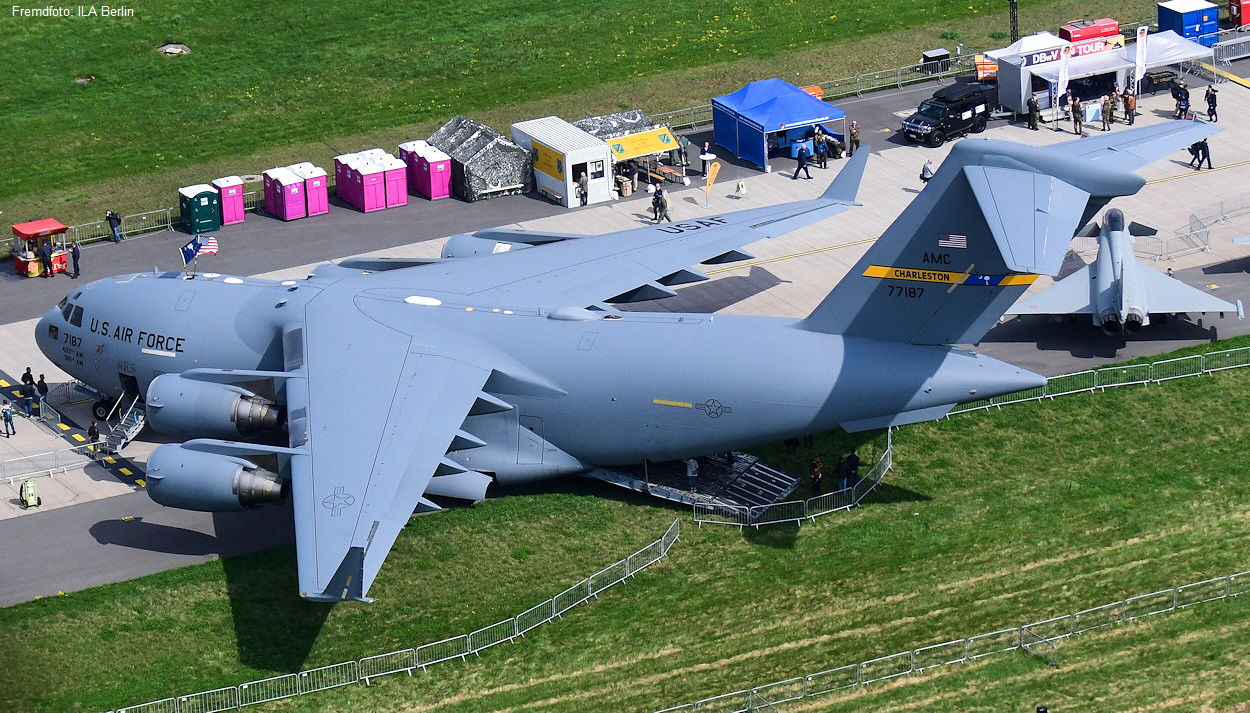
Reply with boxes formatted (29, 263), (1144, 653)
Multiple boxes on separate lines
(105, 395), (146, 454)
(585, 452), (801, 509)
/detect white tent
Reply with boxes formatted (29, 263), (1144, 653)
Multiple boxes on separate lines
(985, 31), (1068, 61)
(1138, 29), (1214, 66)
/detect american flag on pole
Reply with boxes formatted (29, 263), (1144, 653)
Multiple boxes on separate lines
(180, 235), (219, 265)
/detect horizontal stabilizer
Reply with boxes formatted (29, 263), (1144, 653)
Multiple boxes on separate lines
(1005, 265), (1097, 316)
(964, 165), (1086, 276)
(1127, 221), (1158, 237)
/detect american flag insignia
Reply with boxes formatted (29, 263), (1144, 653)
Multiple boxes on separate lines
(938, 233), (967, 249)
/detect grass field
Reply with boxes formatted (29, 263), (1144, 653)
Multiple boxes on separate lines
(1, 336), (1248, 712)
(0, 0), (1164, 232)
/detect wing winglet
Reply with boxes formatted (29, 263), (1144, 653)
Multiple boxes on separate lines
(820, 144), (870, 205)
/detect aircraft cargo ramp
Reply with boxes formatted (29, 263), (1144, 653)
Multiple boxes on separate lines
(584, 453), (801, 509)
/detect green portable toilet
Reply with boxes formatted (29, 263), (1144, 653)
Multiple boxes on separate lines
(178, 184), (221, 234)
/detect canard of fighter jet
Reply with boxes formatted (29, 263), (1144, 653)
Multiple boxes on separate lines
(35, 120), (1218, 601)
(1006, 207), (1243, 334)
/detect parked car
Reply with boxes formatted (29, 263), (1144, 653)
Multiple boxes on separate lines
(901, 82), (995, 148)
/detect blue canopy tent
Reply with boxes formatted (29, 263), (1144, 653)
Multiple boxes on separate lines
(712, 79), (847, 170)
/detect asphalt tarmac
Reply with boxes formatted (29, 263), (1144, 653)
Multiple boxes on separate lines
(3, 60), (1250, 607)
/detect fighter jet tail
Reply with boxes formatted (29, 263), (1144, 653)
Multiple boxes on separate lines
(800, 122), (1217, 346)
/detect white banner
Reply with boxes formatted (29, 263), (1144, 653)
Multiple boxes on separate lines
(1133, 25), (1149, 90)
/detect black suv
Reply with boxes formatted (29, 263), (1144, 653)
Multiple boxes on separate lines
(901, 82), (995, 148)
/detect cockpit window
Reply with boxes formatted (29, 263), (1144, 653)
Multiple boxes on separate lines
(58, 296), (69, 310)
(61, 302), (73, 321)
(69, 305), (83, 327)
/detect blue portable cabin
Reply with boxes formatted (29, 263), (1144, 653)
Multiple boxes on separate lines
(1158, 0), (1220, 47)
(712, 79), (846, 171)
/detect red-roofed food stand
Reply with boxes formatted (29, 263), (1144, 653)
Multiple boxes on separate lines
(12, 219), (69, 277)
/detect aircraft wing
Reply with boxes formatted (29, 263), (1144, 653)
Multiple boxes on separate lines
(1005, 265), (1097, 316)
(426, 148), (870, 309)
(1050, 119), (1220, 172)
(1136, 266), (1242, 316)
(286, 291), (492, 602)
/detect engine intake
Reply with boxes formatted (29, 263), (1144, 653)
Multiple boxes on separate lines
(147, 445), (286, 512)
(147, 375), (281, 439)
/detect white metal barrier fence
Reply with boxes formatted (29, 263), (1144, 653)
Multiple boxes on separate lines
(652, 569), (1250, 712)
(947, 345), (1250, 416)
(103, 518), (680, 713)
(694, 431), (893, 528)
(1, 441), (105, 486)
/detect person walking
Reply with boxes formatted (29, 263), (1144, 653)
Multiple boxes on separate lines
(2, 401), (15, 437)
(36, 375), (49, 401)
(1027, 95), (1041, 130)
(848, 121), (861, 157)
(106, 210), (123, 242)
(21, 367), (35, 386)
(1100, 95), (1113, 131)
(70, 240), (81, 278)
(1205, 86), (1218, 122)
(815, 135), (828, 168)
(20, 381), (37, 417)
(654, 188), (671, 223)
(1124, 90), (1137, 126)
(1071, 97), (1083, 135)
(792, 144), (812, 180)
(920, 159), (935, 185)
(810, 456), (823, 496)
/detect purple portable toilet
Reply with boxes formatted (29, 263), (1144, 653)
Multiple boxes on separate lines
(381, 156), (408, 208)
(343, 157), (371, 210)
(270, 167), (307, 221)
(355, 160), (387, 212)
(262, 168), (281, 216)
(212, 175), (246, 226)
(289, 163), (329, 216)
(399, 140), (428, 193)
(424, 148), (452, 201)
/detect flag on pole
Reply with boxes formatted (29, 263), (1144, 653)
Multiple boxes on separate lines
(1133, 25), (1149, 92)
(180, 235), (219, 265)
(703, 161), (722, 208)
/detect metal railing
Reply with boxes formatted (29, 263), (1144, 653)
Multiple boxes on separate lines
(1, 441), (105, 486)
(104, 518), (681, 713)
(948, 345), (1250, 415)
(694, 430), (892, 528)
(652, 569), (1250, 712)
(62, 190), (266, 248)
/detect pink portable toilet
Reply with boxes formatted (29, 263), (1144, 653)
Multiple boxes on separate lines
(212, 175), (246, 226)
(289, 164), (329, 216)
(334, 153), (358, 206)
(262, 168), (281, 216)
(270, 167), (307, 221)
(343, 157), (371, 210)
(424, 148), (452, 201)
(381, 156), (408, 208)
(355, 160), (387, 212)
(399, 140), (428, 193)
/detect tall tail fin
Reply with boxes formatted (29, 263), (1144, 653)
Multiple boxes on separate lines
(801, 136), (1155, 345)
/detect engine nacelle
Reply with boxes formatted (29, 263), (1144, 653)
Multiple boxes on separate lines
(147, 445), (286, 512)
(1100, 311), (1121, 336)
(146, 375), (281, 439)
(441, 234), (534, 259)
(1124, 308), (1145, 334)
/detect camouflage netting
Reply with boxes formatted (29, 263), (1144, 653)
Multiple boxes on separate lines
(571, 110), (653, 141)
(427, 116), (534, 202)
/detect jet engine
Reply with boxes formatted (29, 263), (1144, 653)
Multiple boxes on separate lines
(147, 444), (286, 511)
(1124, 308), (1145, 334)
(1099, 311), (1121, 336)
(146, 375), (281, 439)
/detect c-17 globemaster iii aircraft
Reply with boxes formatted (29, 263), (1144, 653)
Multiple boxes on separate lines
(35, 120), (1218, 602)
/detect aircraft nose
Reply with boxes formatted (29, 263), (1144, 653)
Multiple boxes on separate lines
(34, 308), (60, 365)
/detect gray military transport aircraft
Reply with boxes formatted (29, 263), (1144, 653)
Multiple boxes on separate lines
(1005, 206), (1243, 333)
(35, 120), (1218, 602)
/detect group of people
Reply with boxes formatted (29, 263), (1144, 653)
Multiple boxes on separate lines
(4, 368), (49, 432)
(791, 123), (857, 180)
(1054, 86), (1139, 136)
(1171, 81), (1218, 122)
(809, 450), (862, 496)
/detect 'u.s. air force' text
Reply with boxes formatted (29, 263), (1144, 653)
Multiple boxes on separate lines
(89, 318), (186, 353)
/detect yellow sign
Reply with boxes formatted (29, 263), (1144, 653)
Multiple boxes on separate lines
(863, 265), (1037, 286)
(533, 141), (564, 181)
(704, 161), (721, 205)
(609, 128), (678, 161)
